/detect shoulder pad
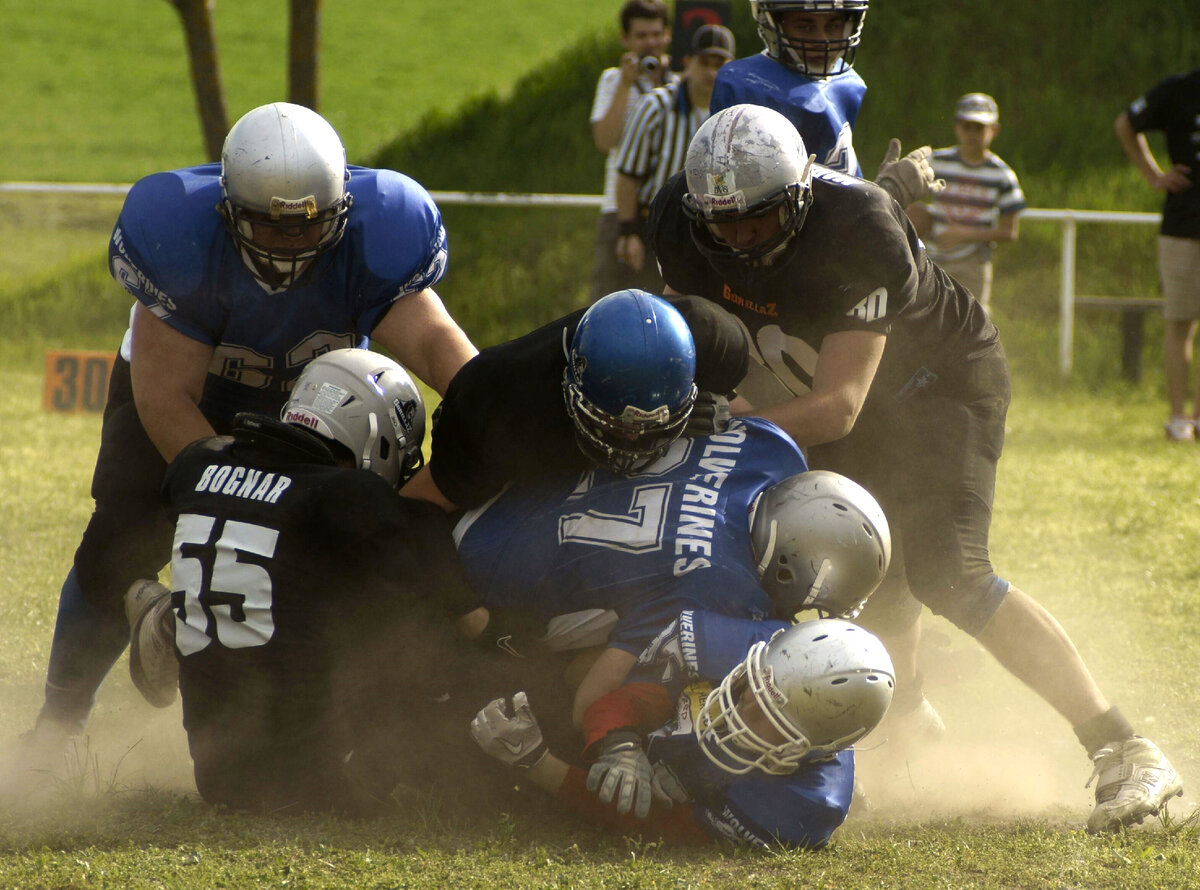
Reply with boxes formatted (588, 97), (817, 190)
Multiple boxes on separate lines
(344, 166), (448, 291)
(110, 165), (225, 301)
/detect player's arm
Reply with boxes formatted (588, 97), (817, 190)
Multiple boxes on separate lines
(129, 302), (217, 463)
(372, 287), (477, 397)
(572, 646), (638, 728)
(397, 464), (457, 512)
(1114, 110), (1192, 193)
(752, 330), (885, 449)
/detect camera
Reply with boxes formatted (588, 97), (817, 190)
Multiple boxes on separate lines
(639, 55), (661, 74)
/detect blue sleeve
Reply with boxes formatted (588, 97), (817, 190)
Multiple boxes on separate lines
(346, 167), (449, 332)
(108, 165), (228, 345)
(699, 749), (854, 848)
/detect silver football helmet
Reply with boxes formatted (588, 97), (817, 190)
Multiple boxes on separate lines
(751, 0), (869, 76)
(682, 104), (814, 266)
(219, 102), (353, 291)
(750, 470), (891, 620)
(696, 618), (894, 775)
(281, 348), (424, 488)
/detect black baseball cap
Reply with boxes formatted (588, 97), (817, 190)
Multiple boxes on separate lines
(692, 24), (735, 60)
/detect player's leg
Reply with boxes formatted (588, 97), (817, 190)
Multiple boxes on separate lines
(905, 345), (1182, 830)
(39, 357), (173, 734)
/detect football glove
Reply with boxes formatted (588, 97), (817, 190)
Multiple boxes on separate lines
(650, 760), (691, 807)
(586, 729), (652, 818)
(470, 692), (549, 770)
(875, 138), (945, 207)
(683, 391), (732, 438)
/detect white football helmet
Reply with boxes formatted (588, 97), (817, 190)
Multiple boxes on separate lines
(682, 104), (814, 266)
(696, 619), (894, 775)
(219, 102), (353, 291)
(751, 0), (869, 76)
(751, 470), (891, 620)
(281, 348), (424, 488)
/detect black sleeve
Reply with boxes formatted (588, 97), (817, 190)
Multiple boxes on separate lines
(319, 473), (481, 621)
(666, 294), (750, 396)
(428, 311), (588, 509)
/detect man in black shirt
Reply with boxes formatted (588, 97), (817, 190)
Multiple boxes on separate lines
(127, 349), (486, 814)
(645, 103), (1183, 832)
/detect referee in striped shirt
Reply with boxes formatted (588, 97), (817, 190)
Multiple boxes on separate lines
(614, 24), (735, 295)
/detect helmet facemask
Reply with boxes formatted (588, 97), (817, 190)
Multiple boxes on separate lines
(219, 193), (352, 292)
(683, 172), (813, 267)
(696, 621), (895, 775)
(752, 1), (869, 77)
(563, 362), (696, 476)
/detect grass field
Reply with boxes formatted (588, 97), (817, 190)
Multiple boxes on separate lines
(5, 1), (1200, 886)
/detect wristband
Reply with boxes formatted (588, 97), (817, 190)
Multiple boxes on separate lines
(618, 220), (639, 237)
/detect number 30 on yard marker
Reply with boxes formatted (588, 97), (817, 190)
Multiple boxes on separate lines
(42, 350), (116, 413)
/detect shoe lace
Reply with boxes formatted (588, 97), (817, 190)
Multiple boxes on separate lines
(1085, 743), (1120, 790)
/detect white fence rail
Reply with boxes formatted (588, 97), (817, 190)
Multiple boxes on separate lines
(4, 182), (1161, 377)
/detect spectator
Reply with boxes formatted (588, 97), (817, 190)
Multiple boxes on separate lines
(614, 24), (736, 293)
(589, 0), (674, 301)
(6, 102), (477, 788)
(710, 0), (941, 209)
(907, 93), (1026, 310)
(1114, 68), (1200, 441)
(646, 103), (1184, 833)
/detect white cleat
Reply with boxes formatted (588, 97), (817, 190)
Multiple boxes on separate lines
(1086, 736), (1183, 833)
(125, 579), (179, 708)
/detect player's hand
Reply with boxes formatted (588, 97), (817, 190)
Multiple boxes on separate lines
(650, 761), (692, 807)
(876, 138), (945, 207)
(683, 391), (731, 438)
(470, 692), (549, 769)
(636, 614), (691, 684)
(586, 729), (653, 818)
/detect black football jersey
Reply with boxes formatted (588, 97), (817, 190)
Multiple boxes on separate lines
(161, 417), (476, 800)
(647, 169), (999, 405)
(429, 296), (751, 510)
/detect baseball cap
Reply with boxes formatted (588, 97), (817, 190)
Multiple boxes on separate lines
(692, 24), (736, 60)
(955, 93), (999, 125)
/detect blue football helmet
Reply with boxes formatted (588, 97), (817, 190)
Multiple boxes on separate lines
(563, 290), (698, 475)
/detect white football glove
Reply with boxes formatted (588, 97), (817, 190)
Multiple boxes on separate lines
(650, 760), (692, 808)
(875, 138), (945, 207)
(586, 729), (653, 818)
(470, 691), (548, 770)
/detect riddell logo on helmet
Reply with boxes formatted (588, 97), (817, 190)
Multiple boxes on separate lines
(283, 408), (320, 430)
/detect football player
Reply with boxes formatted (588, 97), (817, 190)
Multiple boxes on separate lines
(472, 612), (895, 847)
(644, 102), (1184, 832)
(399, 288), (750, 512)
(15, 102), (478, 784)
(125, 349), (483, 814)
(710, 1), (941, 208)
(453, 410), (891, 728)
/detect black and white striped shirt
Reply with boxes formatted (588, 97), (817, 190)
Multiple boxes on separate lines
(615, 80), (709, 212)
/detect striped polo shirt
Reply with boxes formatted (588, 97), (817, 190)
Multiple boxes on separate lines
(615, 80), (709, 213)
(926, 147), (1026, 263)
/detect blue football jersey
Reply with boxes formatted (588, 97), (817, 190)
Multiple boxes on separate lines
(639, 610), (855, 849)
(454, 417), (807, 652)
(108, 164), (448, 422)
(710, 53), (866, 176)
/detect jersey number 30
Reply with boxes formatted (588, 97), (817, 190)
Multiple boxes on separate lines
(172, 513), (279, 655)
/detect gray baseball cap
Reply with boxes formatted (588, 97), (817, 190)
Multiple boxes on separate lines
(955, 92), (999, 125)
